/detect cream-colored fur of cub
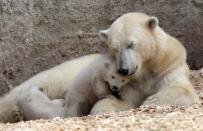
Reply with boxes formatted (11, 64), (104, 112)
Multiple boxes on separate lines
(65, 55), (130, 117)
(0, 54), (102, 123)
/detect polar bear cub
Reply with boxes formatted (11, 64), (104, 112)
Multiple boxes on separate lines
(65, 55), (130, 117)
(18, 85), (66, 120)
(0, 54), (102, 123)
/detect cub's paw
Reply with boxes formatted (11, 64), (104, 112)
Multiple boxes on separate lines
(52, 99), (65, 107)
(143, 95), (160, 105)
(13, 110), (24, 121)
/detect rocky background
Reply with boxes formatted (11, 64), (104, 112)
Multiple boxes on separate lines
(0, 0), (203, 95)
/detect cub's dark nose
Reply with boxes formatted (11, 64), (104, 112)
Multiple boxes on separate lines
(112, 86), (119, 91)
(118, 68), (129, 75)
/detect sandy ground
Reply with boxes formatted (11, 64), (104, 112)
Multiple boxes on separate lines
(0, 69), (202, 131)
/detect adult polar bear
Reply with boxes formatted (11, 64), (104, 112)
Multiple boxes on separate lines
(91, 12), (199, 114)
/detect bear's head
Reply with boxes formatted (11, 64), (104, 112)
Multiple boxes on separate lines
(102, 62), (130, 92)
(99, 12), (161, 76)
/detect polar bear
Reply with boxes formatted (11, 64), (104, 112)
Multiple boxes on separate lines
(0, 54), (103, 123)
(91, 12), (200, 114)
(17, 85), (66, 121)
(65, 55), (130, 117)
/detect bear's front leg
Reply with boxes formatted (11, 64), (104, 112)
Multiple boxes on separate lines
(66, 102), (90, 117)
(90, 96), (134, 115)
(66, 94), (92, 117)
(143, 84), (199, 106)
(51, 99), (65, 107)
(90, 85), (145, 114)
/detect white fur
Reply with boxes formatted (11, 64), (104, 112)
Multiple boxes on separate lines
(91, 12), (199, 114)
(18, 85), (66, 120)
(0, 54), (102, 123)
(91, 96), (134, 115)
(65, 55), (130, 117)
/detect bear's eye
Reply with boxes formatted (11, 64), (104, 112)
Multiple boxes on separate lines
(111, 47), (118, 53)
(127, 42), (135, 49)
(122, 80), (125, 82)
(112, 76), (115, 79)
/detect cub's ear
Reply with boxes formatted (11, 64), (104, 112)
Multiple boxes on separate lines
(147, 16), (159, 30)
(103, 62), (110, 70)
(102, 62), (110, 78)
(99, 29), (109, 42)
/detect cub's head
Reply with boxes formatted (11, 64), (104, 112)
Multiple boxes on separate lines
(102, 62), (130, 92)
(99, 12), (160, 76)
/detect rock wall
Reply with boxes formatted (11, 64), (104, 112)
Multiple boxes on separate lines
(0, 0), (202, 95)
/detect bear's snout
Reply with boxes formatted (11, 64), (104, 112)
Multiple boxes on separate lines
(118, 68), (129, 75)
(117, 49), (137, 76)
(118, 65), (138, 76)
(111, 86), (119, 91)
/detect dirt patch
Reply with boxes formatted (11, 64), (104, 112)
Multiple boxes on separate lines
(0, 69), (202, 130)
(0, 105), (203, 131)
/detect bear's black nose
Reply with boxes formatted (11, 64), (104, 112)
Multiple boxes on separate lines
(112, 86), (119, 91)
(118, 68), (129, 75)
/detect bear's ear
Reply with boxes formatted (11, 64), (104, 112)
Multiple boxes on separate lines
(103, 62), (110, 70)
(102, 62), (110, 78)
(147, 16), (159, 30)
(99, 29), (109, 42)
